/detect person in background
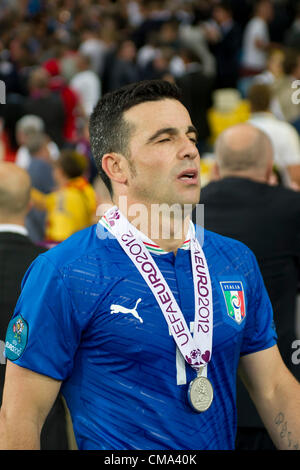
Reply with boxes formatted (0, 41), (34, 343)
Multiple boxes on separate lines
(252, 48), (285, 120)
(78, 28), (110, 77)
(247, 82), (300, 188)
(24, 67), (65, 149)
(25, 131), (55, 244)
(205, 0), (242, 89)
(241, 0), (274, 76)
(69, 53), (101, 117)
(106, 39), (140, 92)
(0, 162), (68, 450)
(31, 149), (97, 245)
(42, 59), (82, 144)
(15, 114), (59, 170)
(198, 123), (300, 450)
(175, 47), (214, 153)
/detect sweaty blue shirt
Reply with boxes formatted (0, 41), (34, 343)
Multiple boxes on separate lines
(5, 223), (277, 450)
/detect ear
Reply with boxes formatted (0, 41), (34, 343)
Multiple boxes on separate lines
(27, 198), (33, 212)
(101, 152), (128, 186)
(265, 157), (275, 184)
(211, 161), (221, 181)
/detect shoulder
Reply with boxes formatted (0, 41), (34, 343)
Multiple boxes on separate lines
(21, 237), (46, 256)
(245, 17), (264, 33)
(201, 227), (252, 256)
(38, 224), (104, 271)
(200, 179), (227, 195)
(259, 115), (299, 134)
(199, 227), (266, 290)
(0, 232), (45, 253)
(273, 187), (300, 225)
(276, 119), (300, 139)
(267, 184), (300, 207)
(251, 17), (267, 32)
(196, 225), (255, 264)
(200, 178), (244, 199)
(20, 224), (115, 308)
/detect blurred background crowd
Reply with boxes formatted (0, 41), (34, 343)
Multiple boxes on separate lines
(1, 0), (300, 228)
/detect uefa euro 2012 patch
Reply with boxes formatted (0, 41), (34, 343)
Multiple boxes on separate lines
(5, 315), (28, 361)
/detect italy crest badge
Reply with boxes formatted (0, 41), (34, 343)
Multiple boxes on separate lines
(220, 281), (246, 324)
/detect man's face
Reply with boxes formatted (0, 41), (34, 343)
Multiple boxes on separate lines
(261, 2), (273, 22)
(118, 99), (200, 211)
(121, 98), (201, 208)
(213, 7), (230, 25)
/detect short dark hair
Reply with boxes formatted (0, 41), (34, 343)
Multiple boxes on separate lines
(57, 149), (87, 178)
(247, 82), (272, 112)
(89, 79), (182, 195)
(215, 1), (233, 14)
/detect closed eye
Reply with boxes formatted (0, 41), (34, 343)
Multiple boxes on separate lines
(158, 136), (198, 145)
(147, 126), (199, 145)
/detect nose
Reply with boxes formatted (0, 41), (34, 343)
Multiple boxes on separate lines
(177, 135), (200, 160)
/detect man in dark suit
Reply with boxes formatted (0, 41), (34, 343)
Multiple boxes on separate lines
(0, 162), (68, 450)
(206, 1), (242, 89)
(24, 67), (65, 149)
(176, 48), (214, 153)
(197, 123), (300, 450)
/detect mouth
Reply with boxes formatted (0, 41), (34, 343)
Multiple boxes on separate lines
(177, 168), (199, 184)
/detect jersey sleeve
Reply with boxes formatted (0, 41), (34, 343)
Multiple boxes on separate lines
(4, 254), (82, 380)
(240, 250), (277, 356)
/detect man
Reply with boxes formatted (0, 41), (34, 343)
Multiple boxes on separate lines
(24, 131), (55, 243)
(247, 82), (300, 187)
(0, 162), (68, 450)
(205, 1), (242, 89)
(0, 80), (299, 451)
(69, 53), (101, 116)
(24, 67), (65, 149)
(175, 48), (213, 153)
(105, 40), (140, 93)
(198, 123), (300, 449)
(15, 114), (59, 171)
(241, 0), (274, 76)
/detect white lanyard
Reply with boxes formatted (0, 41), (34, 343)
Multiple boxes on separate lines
(102, 206), (213, 377)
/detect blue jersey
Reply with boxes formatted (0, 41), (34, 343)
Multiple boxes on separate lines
(5, 223), (277, 450)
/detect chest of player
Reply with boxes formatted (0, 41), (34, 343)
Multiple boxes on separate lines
(81, 246), (248, 373)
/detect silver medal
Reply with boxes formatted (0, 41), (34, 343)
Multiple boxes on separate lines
(188, 375), (214, 412)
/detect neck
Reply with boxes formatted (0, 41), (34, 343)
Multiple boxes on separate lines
(221, 171), (269, 183)
(149, 212), (192, 254)
(57, 174), (70, 188)
(111, 195), (192, 254)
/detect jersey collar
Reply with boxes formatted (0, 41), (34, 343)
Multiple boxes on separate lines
(99, 213), (193, 255)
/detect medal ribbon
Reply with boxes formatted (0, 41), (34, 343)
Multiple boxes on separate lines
(101, 206), (213, 375)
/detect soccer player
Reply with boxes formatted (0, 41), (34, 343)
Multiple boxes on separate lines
(0, 80), (299, 450)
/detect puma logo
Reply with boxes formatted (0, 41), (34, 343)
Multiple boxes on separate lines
(110, 298), (143, 323)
